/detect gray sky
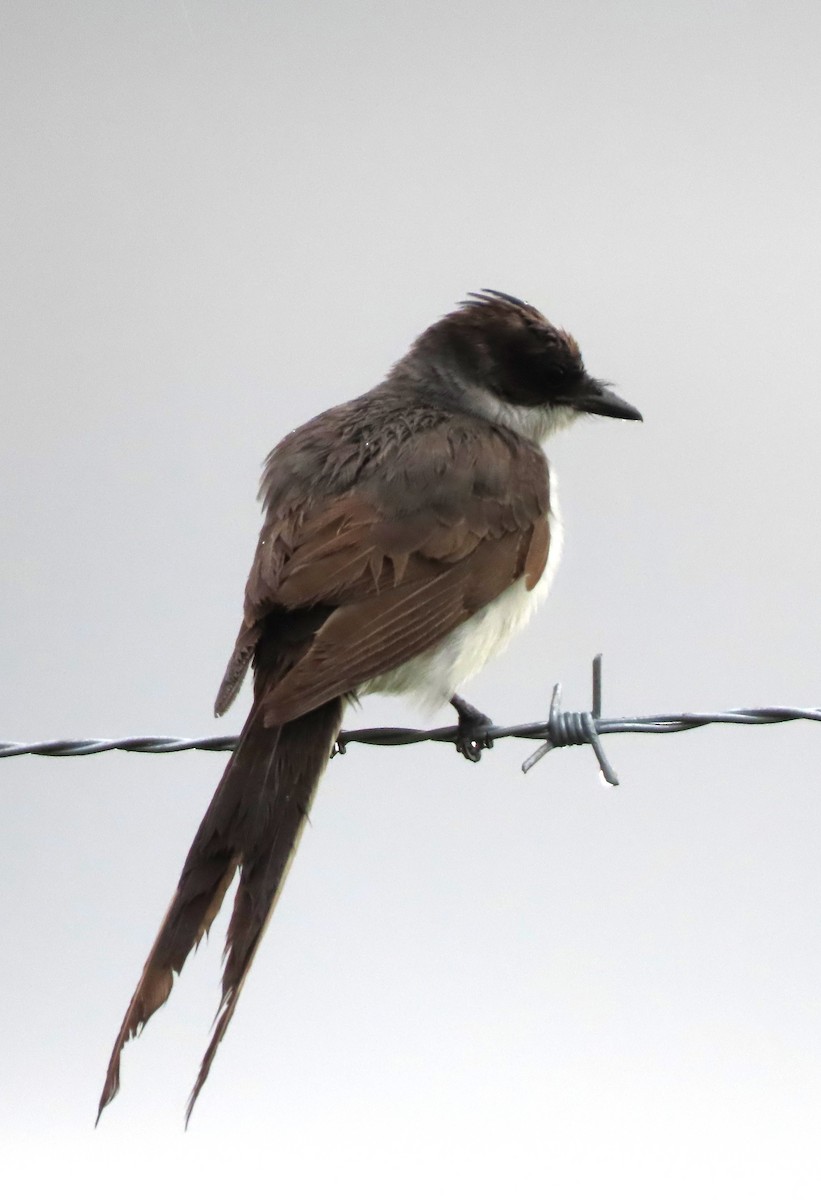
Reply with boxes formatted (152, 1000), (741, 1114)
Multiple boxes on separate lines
(2, 1), (821, 1194)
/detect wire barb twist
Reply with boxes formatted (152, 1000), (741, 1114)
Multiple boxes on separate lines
(520, 656), (618, 783)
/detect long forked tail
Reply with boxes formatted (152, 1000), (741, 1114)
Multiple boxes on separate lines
(97, 696), (344, 1124)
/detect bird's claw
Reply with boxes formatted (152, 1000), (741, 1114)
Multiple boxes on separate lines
(450, 694), (495, 763)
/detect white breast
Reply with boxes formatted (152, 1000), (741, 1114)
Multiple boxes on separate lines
(363, 476), (563, 710)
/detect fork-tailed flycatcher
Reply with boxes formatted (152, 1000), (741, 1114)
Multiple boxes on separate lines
(97, 289), (642, 1122)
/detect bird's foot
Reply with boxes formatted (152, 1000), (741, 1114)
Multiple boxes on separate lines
(450, 694), (495, 763)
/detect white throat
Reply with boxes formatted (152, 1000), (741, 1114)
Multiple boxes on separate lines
(462, 384), (580, 444)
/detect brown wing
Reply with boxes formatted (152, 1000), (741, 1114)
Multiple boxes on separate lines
(262, 523), (544, 723)
(216, 416), (551, 722)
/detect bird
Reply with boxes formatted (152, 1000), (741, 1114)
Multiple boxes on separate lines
(97, 289), (642, 1123)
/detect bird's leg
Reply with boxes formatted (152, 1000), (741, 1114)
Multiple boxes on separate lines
(450, 694), (495, 763)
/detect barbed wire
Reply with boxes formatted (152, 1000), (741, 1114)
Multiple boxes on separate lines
(2, 657), (818, 785)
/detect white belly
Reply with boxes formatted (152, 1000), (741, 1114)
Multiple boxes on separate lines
(362, 481), (563, 710)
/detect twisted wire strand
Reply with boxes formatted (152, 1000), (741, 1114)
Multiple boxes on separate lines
(2, 657), (818, 784)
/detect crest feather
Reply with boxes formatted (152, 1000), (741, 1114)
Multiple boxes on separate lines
(461, 288), (544, 318)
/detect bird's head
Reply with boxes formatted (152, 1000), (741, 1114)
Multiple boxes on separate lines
(403, 289), (642, 439)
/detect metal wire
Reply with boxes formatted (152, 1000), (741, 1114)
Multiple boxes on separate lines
(2, 656), (818, 784)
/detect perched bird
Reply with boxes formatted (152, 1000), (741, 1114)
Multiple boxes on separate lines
(97, 289), (642, 1123)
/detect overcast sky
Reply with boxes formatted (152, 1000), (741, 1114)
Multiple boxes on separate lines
(3, 1), (821, 1195)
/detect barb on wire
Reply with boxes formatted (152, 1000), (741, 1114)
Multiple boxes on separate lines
(2, 656), (819, 784)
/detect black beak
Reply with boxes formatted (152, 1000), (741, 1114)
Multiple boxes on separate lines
(571, 380), (643, 422)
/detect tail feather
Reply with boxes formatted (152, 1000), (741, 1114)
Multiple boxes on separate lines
(97, 697), (343, 1123)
